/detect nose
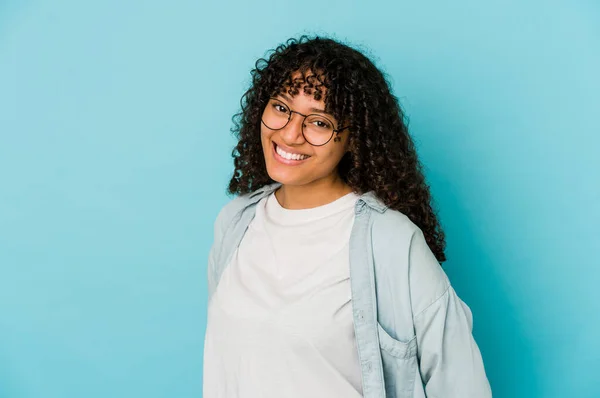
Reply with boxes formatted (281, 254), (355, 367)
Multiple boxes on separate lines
(280, 112), (306, 144)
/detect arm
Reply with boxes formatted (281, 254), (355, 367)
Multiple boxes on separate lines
(408, 228), (492, 397)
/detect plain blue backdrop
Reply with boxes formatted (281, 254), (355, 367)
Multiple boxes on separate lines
(1, 0), (599, 397)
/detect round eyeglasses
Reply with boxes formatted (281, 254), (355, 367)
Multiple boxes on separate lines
(261, 97), (350, 146)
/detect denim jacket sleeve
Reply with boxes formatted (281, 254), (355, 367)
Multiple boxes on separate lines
(408, 228), (492, 397)
(207, 205), (227, 299)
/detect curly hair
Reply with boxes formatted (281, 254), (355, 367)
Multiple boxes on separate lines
(227, 35), (446, 263)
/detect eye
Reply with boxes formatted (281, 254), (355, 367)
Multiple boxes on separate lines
(271, 101), (289, 114)
(311, 119), (332, 130)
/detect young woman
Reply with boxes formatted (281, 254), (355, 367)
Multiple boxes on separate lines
(203, 36), (492, 398)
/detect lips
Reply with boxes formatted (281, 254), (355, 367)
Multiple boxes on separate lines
(272, 142), (311, 164)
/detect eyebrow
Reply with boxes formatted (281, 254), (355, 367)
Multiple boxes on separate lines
(277, 93), (329, 115)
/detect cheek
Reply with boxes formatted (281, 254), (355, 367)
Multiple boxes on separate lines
(313, 144), (346, 166)
(260, 127), (272, 148)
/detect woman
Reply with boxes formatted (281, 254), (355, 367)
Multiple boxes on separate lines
(203, 36), (492, 398)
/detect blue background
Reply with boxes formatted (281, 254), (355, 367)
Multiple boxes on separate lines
(1, 0), (598, 397)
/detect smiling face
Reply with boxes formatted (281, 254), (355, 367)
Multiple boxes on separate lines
(260, 87), (350, 188)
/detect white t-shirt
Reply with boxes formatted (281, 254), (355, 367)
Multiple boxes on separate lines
(203, 190), (363, 398)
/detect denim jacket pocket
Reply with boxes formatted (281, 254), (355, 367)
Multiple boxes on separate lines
(377, 323), (419, 398)
(377, 323), (417, 358)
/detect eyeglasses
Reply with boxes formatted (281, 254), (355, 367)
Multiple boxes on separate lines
(261, 97), (351, 146)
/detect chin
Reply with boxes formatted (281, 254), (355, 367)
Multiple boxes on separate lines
(262, 139), (321, 186)
(266, 169), (304, 186)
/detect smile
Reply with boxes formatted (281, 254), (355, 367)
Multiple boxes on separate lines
(272, 142), (311, 164)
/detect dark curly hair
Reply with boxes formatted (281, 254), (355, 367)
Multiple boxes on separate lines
(227, 35), (446, 263)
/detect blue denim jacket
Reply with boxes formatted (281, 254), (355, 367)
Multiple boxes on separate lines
(206, 182), (492, 398)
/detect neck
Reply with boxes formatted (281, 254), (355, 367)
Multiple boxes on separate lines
(274, 175), (354, 210)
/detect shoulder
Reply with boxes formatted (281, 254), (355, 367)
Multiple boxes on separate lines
(214, 182), (281, 228)
(371, 207), (418, 242)
(370, 208), (421, 261)
(212, 192), (254, 238)
(370, 207), (450, 316)
(211, 183), (281, 241)
(218, 193), (252, 221)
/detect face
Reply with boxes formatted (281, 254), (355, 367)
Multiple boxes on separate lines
(260, 88), (350, 188)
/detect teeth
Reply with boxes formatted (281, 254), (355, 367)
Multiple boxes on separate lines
(276, 144), (309, 161)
